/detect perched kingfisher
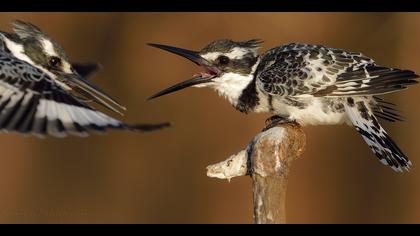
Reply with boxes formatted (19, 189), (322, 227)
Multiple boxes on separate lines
(148, 39), (419, 172)
(0, 20), (169, 137)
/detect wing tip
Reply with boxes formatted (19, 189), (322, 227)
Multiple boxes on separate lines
(124, 122), (171, 132)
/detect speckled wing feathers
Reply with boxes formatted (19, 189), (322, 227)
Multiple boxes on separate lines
(322, 66), (418, 96)
(256, 43), (418, 98)
(256, 43), (374, 97)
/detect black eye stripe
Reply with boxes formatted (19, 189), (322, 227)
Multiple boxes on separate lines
(215, 54), (259, 75)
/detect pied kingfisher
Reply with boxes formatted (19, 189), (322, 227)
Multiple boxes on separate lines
(0, 20), (169, 137)
(148, 39), (418, 172)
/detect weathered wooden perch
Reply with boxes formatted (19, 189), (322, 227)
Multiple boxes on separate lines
(207, 122), (306, 224)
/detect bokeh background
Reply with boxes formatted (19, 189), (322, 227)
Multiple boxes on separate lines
(0, 12), (419, 224)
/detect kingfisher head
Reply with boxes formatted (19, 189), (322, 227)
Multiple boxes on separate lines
(148, 39), (262, 105)
(0, 20), (125, 114)
(1, 20), (74, 77)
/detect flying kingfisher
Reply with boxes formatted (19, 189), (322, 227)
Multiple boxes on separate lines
(0, 20), (169, 137)
(148, 39), (419, 172)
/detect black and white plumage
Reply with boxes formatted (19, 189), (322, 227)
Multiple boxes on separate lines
(0, 20), (169, 137)
(148, 39), (418, 172)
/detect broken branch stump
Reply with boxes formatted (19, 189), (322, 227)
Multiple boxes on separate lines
(207, 122), (306, 224)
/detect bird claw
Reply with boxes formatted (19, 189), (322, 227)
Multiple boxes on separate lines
(262, 115), (292, 132)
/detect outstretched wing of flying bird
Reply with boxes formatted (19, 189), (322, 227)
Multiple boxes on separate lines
(0, 49), (169, 137)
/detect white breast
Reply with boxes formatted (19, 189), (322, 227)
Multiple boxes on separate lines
(259, 95), (349, 126)
(206, 72), (254, 107)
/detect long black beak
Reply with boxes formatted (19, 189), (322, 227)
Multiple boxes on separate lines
(148, 75), (214, 100)
(147, 43), (217, 100)
(148, 43), (210, 66)
(61, 72), (126, 115)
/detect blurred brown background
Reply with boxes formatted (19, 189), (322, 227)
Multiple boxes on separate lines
(0, 12), (418, 224)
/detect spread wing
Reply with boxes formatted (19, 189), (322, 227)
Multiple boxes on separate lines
(0, 50), (169, 137)
(256, 43), (419, 97)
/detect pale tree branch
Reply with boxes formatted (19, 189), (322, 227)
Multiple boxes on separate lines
(207, 122), (306, 224)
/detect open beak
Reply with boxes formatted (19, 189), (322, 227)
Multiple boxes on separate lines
(147, 43), (220, 100)
(61, 71), (126, 115)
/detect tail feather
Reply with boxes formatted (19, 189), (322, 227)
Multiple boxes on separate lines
(344, 98), (411, 172)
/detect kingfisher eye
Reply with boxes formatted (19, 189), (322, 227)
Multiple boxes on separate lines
(48, 56), (62, 68)
(218, 56), (230, 65)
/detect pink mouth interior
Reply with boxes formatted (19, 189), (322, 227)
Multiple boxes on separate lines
(193, 66), (219, 78)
